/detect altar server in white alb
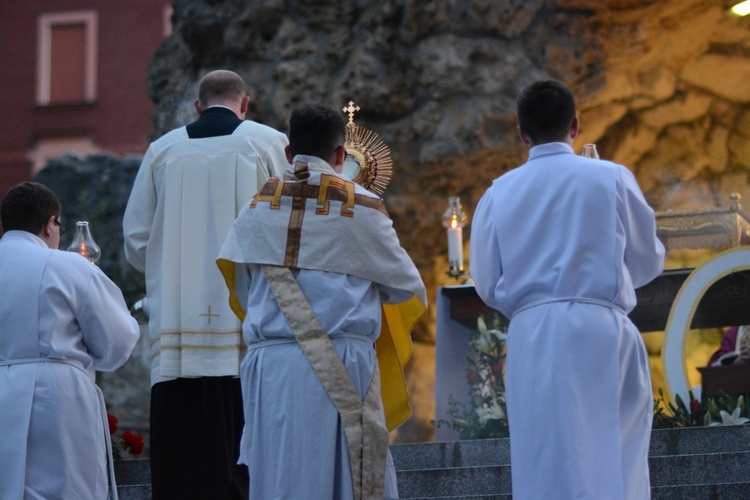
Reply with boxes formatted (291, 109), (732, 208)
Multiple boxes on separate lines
(0, 182), (139, 500)
(218, 104), (427, 499)
(123, 69), (289, 499)
(471, 80), (665, 499)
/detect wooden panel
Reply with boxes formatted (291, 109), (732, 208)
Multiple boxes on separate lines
(698, 364), (750, 398)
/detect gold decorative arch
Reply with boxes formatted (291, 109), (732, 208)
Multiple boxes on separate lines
(662, 248), (750, 404)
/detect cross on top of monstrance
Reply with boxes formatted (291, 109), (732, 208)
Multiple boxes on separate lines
(343, 101), (360, 126)
(341, 100), (393, 195)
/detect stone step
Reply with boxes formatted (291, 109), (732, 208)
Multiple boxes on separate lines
(396, 464), (508, 498)
(390, 426), (750, 471)
(403, 496), (509, 500)
(652, 482), (750, 500)
(650, 451), (750, 486)
(399, 482), (750, 500)
(114, 458), (150, 486)
(114, 427), (750, 498)
(116, 484), (152, 500)
(648, 425), (750, 457)
(390, 438), (510, 470)
(115, 482), (750, 500)
(396, 451), (750, 497)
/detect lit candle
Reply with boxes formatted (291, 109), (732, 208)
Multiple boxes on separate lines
(447, 220), (463, 266)
(66, 221), (101, 264)
(442, 197), (469, 278)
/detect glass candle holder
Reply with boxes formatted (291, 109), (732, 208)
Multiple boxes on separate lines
(582, 143), (600, 159)
(67, 221), (101, 264)
(442, 197), (469, 277)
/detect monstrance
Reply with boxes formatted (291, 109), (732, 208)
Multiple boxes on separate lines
(341, 101), (393, 195)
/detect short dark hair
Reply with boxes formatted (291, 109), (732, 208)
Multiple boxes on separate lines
(197, 70), (247, 107)
(516, 80), (576, 145)
(0, 182), (61, 235)
(288, 104), (345, 161)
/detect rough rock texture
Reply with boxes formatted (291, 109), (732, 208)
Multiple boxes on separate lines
(35, 155), (144, 307)
(139, 0), (750, 442)
(34, 155), (150, 432)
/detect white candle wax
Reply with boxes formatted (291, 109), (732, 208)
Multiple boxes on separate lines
(447, 226), (463, 265)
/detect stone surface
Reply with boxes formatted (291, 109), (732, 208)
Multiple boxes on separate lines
(34, 154), (145, 307)
(681, 55), (750, 104)
(114, 426), (750, 498)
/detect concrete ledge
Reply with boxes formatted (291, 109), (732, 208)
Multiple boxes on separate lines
(652, 482), (750, 499)
(650, 426), (750, 456)
(114, 458), (150, 486)
(649, 451), (750, 487)
(397, 465), (510, 497)
(391, 438), (510, 470)
(114, 426), (750, 498)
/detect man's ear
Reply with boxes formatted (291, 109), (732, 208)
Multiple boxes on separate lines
(517, 125), (531, 146)
(335, 146), (346, 168)
(194, 99), (203, 115)
(37, 215), (55, 245)
(43, 215), (55, 239)
(240, 95), (249, 117)
(569, 116), (580, 139)
(285, 145), (293, 164)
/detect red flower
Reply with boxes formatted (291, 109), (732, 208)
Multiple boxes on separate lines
(107, 414), (118, 435)
(489, 359), (505, 380)
(123, 430), (144, 456)
(690, 398), (703, 417)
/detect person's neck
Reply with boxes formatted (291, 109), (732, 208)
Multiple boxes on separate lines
(205, 104), (239, 115)
(529, 136), (572, 148)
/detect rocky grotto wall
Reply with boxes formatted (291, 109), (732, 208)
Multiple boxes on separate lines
(137, 0), (750, 442)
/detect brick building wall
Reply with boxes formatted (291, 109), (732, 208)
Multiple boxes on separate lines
(0, 0), (171, 198)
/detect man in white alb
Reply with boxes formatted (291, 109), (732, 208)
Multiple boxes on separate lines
(218, 104), (427, 499)
(122, 69), (289, 499)
(471, 80), (665, 499)
(0, 182), (139, 499)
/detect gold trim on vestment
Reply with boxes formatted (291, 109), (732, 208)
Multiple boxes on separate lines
(251, 176), (390, 217)
(251, 173), (391, 270)
(150, 331), (245, 363)
(317, 175), (355, 217)
(261, 264), (388, 499)
(285, 195), (306, 267)
(251, 176), (284, 209)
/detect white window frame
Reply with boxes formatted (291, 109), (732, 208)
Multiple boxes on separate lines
(36, 10), (98, 106)
(163, 5), (173, 37)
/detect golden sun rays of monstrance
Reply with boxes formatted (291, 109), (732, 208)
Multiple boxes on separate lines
(342, 101), (393, 196)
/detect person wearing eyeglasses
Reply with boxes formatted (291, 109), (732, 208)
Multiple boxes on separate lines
(0, 181), (139, 499)
(123, 69), (289, 499)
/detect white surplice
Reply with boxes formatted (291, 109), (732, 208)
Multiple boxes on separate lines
(470, 142), (665, 500)
(218, 156), (426, 499)
(123, 120), (288, 385)
(0, 230), (140, 500)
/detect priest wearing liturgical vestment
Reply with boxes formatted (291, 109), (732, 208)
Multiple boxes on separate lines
(218, 104), (427, 499)
(122, 70), (289, 499)
(471, 80), (665, 499)
(0, 182), (139, 499)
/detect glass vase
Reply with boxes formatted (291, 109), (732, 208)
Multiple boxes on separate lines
(67, 221), (102, 264)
